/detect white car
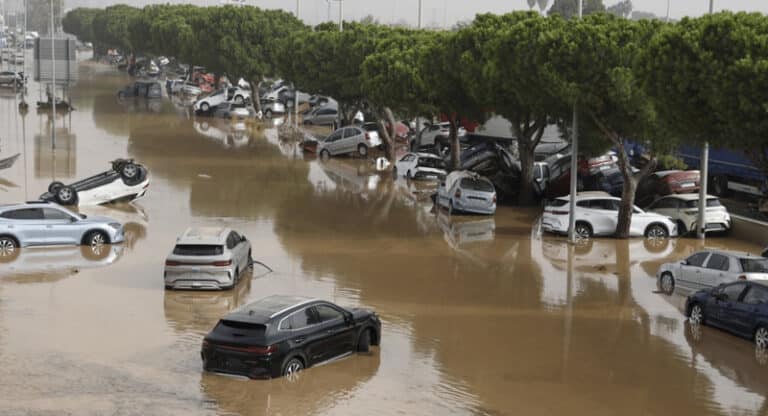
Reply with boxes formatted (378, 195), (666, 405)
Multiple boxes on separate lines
(413, 122), (467, 151)
(194, 87), (251, 112)
(262, 85), (289, 101)
(39, 159), (150, 206)
(394, 152), (447, 180)
(657, 250), (768, 294)
(541, 192), (678, 239)
(647, 194), (731, 235)
(194, 120), (251, 149)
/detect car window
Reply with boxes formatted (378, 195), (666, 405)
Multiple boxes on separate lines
(226, 232), (237, 249)
(460, 178), (494, 192)
(281, 307), (314, 330)
(43, 208), (73, 220)
(650, 198), (674, 210)
(686, 252), (709, 267)
(740, 258), (768, 273)
(705, 253), (730, 271)
(327, 131), (343, 142)
(419, 157), (444, 169)
(315, 304), (344, 323)
(343, 128), (359, 139)
(172, 245), (223, 256)
(743, 285), (768, 305)
(721, 282), (747, 301)
(0, 208), (44, 220)
(400, 154), (414, 162)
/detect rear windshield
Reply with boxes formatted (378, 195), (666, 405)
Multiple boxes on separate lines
(684, 198), (721, 209)
(418, 157), (445, 169)
(172, 244), (223, 256)
(216, 320), (266, 337)
(741, 258), (768, 273)
(460, 178), (494, 192)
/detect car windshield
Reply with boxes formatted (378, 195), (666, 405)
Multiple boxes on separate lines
(418, 157), (444, 169)
(740, 258), (768, 273)
(548, 199), (569, 207)
(172, 244), (224, 256)
(684, 198), (721, 208)
(460, 177), (494, 192)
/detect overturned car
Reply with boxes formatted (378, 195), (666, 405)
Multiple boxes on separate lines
(39, 159), (150, 206)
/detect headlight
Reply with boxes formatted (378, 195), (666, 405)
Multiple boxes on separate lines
(108, 222), (122, 230)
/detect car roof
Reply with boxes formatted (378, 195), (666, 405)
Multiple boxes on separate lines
(177, 227), (231, 245)
(554, 191), (614, 202)
(415, 152), (441, 159)
(660, 194), (717, 201)
(224, 295), (318, 324)
(695, 249), (765, 260)
(0, 201), (57, 212)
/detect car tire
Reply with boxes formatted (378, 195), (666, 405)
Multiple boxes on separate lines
(357, 329), (371, 353)
(358, 144), (368, 158)
(48, 181), (64, 194)
(448, 199), (454, 215)
(406, 170), (412, 180)
(756, 326), (768, 350)
(645, 223), (669, 239)
(56, 186), (78, 205)
(0, 235), (19, 262)
(84, 230), (108, 247)
(659, 272), (675, 295)
(676, 220), (687, 236)
(320, 149), (331, 161)
(689, 302), (704, 325)
(234, 95), (244, 105)
(200, 102), (210, 112)
(265, 109), (272, 119)
(282, 357), (304, 378)
(121, 162), (139, 180)
(574, 222), (593, 239)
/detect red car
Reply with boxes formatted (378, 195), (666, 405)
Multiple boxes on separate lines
(636, 170), (700, 207)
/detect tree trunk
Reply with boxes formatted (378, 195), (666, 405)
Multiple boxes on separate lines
(252, 79), (263, 115)
(513, 119), (546, 206)
(377, 107), (397, 166)
(448, 117), (460, 170)
(614, 140), (637, 239)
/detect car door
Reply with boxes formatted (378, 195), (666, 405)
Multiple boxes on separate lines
(0, 208), (46, 245)
(679, 252), (711, 291)
(342, 127), (360, 153)
(42, 208), (79, 245)
(710, 282), (748, 331)
(703, 253), (731, 288)
(325, 129), (343, 154)
(313, 303), (356, 359)
(729, 284), (768, 337)
(228, 231), (248, 272)
(280, 307), (328, 366)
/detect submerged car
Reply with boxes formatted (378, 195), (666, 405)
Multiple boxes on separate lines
(117, 80), (163, 99)
(302, 106), (338, 126)
(541, 192), (677, 239)
(636, 170), (701, 207)
(201, 295), (381, 379)
(316, 126), (375, 159)
(0, 201), (124, 252)
(685, 281), (768, 349)
(647, 194), (731, 235)
(657, 250), (768, 294)
(194, 87), (251, 112)
(164, 227), (252, 290)
(436, 171), (497, 215)
(0, 70), (23, 87)
(261, 100), (286, 118)
(394, 152), (447, 180)
(211, 103), (257, 120)
(39, 159), (149, 206)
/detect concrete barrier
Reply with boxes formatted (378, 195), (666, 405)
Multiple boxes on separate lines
(730, 214), (768, 246)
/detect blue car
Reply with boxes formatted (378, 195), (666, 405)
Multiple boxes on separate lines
(685, 281), (768, 349)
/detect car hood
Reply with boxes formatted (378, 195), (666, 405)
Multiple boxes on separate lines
(80, 215), (119, 225)
(349, 307), (375, 321)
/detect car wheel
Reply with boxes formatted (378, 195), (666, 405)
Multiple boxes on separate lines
(358, 144), (368, 158)
(357, 329), (371, 353)
(48, 181), (64, 194)
(676, 220), (687, 236)
(265, 109), (272, 119)
(645, 223), (669, 239)
(201, 102), (210, 112)
(282, 357), (304, 378)
(56, 186), (78, 205)
(0, 236), (19, 261)
(234, 268), (240, 284)
(406, 170), (412, 180)
(574, 222), (592, 239)
(448, 199), (454, 215)
(659, 272), (675, 295)
(756, 326), (768, 350)
(234, 95), (244, 105)
(121, 162), (139, 180)
(689, 303), (704, 325)
(320, 149), (331, 161)
(84, 230), (108, 247)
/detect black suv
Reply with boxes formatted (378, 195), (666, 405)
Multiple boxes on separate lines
(201, 295), (381, 379)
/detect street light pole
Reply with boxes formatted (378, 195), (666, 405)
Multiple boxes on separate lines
(295, 0), (299, 18)
(698, 0), (714, 239)
(50, 0), (56, 149)
(418, 0), (423, 29)
(338, 0), (343, 31)
(567, 0), (583, 243)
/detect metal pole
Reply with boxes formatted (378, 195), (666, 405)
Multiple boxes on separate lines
(326, 0), (331, 22)
(338, 0), (343, 31)
(665, 0), (670, 22)
(709, 0), (714, 13)
(567, 0), (583, 243)
(418, 0), (422, 29)
(295, 0), (299, 18)
(697, 143), (709, 239)
(50, 0), (56, 149)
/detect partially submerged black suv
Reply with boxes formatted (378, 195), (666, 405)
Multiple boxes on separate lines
(201, 295), (381, 379)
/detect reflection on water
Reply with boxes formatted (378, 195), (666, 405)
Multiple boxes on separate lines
(0, 60), (767, 415)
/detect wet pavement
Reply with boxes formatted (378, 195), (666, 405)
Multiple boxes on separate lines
(0, 55), (767, 416)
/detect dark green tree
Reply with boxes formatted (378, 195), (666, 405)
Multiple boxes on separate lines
(548, 0), (605, 19)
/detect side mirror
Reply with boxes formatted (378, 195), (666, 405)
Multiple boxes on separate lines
(344, 312), (354, 325)
(681, 260), (688, 266)
(70, 217), (78, 223)
(241, 235), (247, 242)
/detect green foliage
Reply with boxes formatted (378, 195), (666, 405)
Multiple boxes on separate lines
(62, 7), (100, 42)
(607, 0), (633, 18)
(27, 0), (63, 35)
(548, 0), (605, 19)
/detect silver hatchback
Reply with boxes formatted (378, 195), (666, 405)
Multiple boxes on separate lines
(0, 202), (124, 254)
(164, 227), (252, 290)
(317, 126), (374, 159)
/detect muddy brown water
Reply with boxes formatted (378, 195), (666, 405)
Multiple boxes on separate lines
(0, 56), (767, 415)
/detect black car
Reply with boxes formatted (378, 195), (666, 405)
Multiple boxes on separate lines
(201, 295), (381, 379)
(685, 281), (768, 349)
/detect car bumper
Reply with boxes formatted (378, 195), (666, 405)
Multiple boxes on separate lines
(164, 268), (234, 290)
(110, 228), (125, 244)
(454, 199), (496, 215)
(202, 346), (280, 379)
(541, 216), (567, 234)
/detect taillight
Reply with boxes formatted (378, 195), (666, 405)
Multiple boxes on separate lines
(244, 345), (277, 354)
(213, 260), (232, 267)
(365, 132), (370, 141)
(202, 340), (209, 348)
(454, 189), (461, 198)
(492, 194), (497, 204)
(551, 210), (569, 215)
(165, 260), (180, 266)
(739, 275), (747, 280)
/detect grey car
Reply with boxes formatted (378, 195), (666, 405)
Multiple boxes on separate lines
(164, 227), (252, 290)
(317, 126), (373, 159)
(303, 106), (338, 126)
(0, 70), (23, 87)
(0, 202), (125, 254)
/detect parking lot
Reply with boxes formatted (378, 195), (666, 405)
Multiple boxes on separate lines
(0, 59), (767, 415)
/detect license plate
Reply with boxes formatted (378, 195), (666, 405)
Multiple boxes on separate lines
(681, 182), (694, 188)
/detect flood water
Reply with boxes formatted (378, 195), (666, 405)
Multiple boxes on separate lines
(1, 55), (767, 416)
